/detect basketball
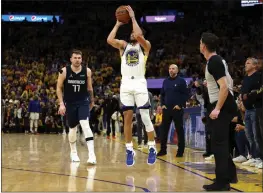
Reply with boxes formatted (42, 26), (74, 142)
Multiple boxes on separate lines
(115, 5), (130, 23)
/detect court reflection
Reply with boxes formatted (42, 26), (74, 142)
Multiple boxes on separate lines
(125, 175), (135, 192)
(125, 172), (158, 192)
(67, 162), (80, 192)
(86, 166), (97, 191)
(29, 135), (39, 161)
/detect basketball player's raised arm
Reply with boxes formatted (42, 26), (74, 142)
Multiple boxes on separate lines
(126, 6), (151, 53)
(87, 68), (94, 105)
(56, 67), (66, 105)
(107, 22), (127, 50)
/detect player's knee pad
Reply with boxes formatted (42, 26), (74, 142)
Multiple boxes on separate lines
(139, 109), (154, 132)
(68, 127), (77, 143)
(79, 120), (94, 141)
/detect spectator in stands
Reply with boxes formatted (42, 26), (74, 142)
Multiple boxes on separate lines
(54, 114), (63, 134)
(154, 105), (163, 143)
(28, 95), (41, 134)
(105, 94), (119, 139)
(45, 113), (54, 134)
(241, 58), (261, 167)
(90, 102), (102, 136)
(246, 59), (263, 169)
(232, 100), (250, 163)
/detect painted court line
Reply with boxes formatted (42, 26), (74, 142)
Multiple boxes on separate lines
(113, 139), (243, 192)
(2, 166), (150, 192)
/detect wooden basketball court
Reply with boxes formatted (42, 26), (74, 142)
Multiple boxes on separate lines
(2, 133), (262, 192)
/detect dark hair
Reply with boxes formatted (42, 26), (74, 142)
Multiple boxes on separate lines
(33, 95), (38, 100)
(71, 49), (82, 57)
(201, 32), (219, 52)
(141, 28), (146, 36)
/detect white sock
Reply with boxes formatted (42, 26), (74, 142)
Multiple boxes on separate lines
(148, 141), (156, 149)
(126, 142), (133, 151)
(86, 140), (95, 156)
(70, 142), (77, 154)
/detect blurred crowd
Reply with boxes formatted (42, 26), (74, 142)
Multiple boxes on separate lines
(1, 1), (262, 168)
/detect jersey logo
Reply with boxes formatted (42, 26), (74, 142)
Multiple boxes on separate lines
(80, 75), (85, 77)
(126, 48), (139, 67)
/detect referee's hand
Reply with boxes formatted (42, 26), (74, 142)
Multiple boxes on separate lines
(209, 109), (220, 119)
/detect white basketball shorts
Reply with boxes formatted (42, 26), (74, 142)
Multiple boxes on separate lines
(30, 112), (39, 120)
(120, 77), (149, 110)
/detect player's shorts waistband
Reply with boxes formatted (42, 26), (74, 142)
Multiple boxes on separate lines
(122, 76), (145, 80)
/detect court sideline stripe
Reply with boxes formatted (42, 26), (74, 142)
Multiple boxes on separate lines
(2, 166), (150, 192)
(114, 139), (243, 192)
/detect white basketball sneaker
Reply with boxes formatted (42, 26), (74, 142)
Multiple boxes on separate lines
(87, 153), (97, 165)
(233, 155), (247, 163)
(70, 152), (80, 162)
(242, 158), (256, 166)
(256, 162), (262, 169)
(205, 154), (214, 161)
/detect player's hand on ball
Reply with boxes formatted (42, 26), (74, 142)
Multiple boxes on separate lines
(125, 5), (135, 18)
(116, 20), (125, 26)
(58, 103), (66, 116)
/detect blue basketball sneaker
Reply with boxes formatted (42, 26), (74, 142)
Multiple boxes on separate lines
(147, 147), (157, 165)
(126, 149), (135, 166)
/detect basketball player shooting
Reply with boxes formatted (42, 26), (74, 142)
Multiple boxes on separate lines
(56, 49), (97, 165)
(107, 5), (157, 166)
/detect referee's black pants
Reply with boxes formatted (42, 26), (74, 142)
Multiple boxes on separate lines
(207, 106), (237, 184)
(160, 108), (185, 155)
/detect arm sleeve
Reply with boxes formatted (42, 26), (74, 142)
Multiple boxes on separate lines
(28, 101), (31, 112)
(38, 102), (41, 113)
(160, 80), (166, 106)
(208, 57), (226, 81)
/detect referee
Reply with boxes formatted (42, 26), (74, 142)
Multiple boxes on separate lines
(200, 32), (238, 191)
(158, 64), (189, 157)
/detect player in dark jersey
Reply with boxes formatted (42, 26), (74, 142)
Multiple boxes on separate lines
(56, 49), (96, 164)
